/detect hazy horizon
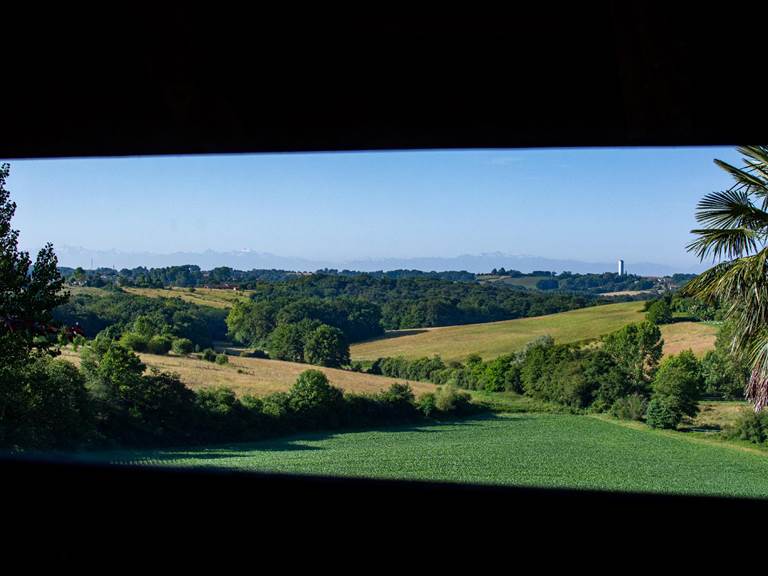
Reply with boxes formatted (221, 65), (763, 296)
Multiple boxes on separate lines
(4, 147), (743, 271)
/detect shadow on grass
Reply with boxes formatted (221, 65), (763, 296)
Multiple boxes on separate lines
(359, 328), (429, 343)
(79, 413), (532, 466)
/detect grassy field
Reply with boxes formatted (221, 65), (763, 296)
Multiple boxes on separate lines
(59, 348), (435, 397)
(76, 412), (768, 498)
(660, 321), (718, 357)
(122, 287), (251, 309)
(350, 302), (716, 362)
(478, 275), (550, 289)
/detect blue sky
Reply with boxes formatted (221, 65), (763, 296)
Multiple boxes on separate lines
(3, 147), (744, 269)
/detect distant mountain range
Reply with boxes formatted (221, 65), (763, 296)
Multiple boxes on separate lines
(53, 246), (707, 277)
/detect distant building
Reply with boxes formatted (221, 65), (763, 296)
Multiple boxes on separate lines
(618, 259), (625, 275)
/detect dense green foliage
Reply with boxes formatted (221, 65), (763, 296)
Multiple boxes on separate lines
(645, 298), (673, 325)
(242, 274), (599, 330)
(726, 410), (768, 445)
(53, 290), (228, 349)
(682, 146), (768, 411)
(553, 271), (654, 294)
(5, 328), (472, 450)
(0, 164), (78, 449)
(367, 321), (664, 414)
(649, 350), (703, 422)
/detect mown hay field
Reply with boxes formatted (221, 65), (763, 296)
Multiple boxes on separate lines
(59, 348), (435, 397)
(78, 412), (768, 498)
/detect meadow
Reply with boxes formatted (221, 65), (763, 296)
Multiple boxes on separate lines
(123, 286), (252, 309)
(78, 412), (768, 498)
(350, 301), (715, 362)
(59, 348), (435, 397)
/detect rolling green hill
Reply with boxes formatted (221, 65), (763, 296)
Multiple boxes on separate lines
(351, 301), (647, 361)
(350, 301), (717, 362)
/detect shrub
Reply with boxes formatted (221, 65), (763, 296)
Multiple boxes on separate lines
(201, 348), (217, 362)
(416, 392), (437, 417)
(147, 335), (173, 355)
(611, 393), (647, 421)
(172, 338), (194, 355)
(652, 350), (702, 418)
(645, 397), (683, 429)
(261, 392), (291, 420)
(215, 353), (229, 365)
(727, 410), (768, 445)
(434, 384), (472, 414)
(700, 350), (746, 400)
(645, 299), (673, 325)
(119, 332), (148, 352)
(3, 355), (95, 449)
(288, 369), (345, 428)
(195, 387), (250, 440)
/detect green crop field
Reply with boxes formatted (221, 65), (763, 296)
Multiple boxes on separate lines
(77, 413), (768, 498)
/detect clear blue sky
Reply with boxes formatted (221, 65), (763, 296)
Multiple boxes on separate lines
(3, 147), (744, 268)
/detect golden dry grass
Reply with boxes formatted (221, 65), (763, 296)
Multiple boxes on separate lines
(122, 287), (252, 309)
(659, 321), (717, 357)
(59, 348), (434, 398)
(690, 401), (749, 430)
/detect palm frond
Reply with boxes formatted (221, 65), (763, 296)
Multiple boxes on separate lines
(746, 331), (768, 412)
(736, 145), (768, 169)
(714, 158), (768, 191)
(686, 227), (759, 260)
(695, 188), (768, 231)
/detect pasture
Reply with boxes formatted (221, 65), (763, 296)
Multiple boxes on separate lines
(659, 321), (718, 357)
(80, 412), (768, 498)
(351, 301), (647, 361)
(350, 302), (717, 362)
(122, 286), (251, 309)
(58, 348), (435, 397)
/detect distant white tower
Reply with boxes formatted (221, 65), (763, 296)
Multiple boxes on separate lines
(618, 259), (625, 276)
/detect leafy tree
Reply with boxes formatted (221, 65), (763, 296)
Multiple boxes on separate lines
(288, 369), (344, 428)
(0, 164), (72, 448)
(303, 324), (350, 367)
(682, 146), (768, 411)
(602, 321), (663, 392)
(645, 298), (673, 325)
(226, 300), (276, 346)
(651, 350), (702, 419)
(0, 354), (94, 449)
(268, 319), (321, 362)
(172, 337), (194, 355)
(119, 331), (148, 352)
(0, 163), (68, 366)
(147, 334), (173, 355)
(645, 396), (683, 429)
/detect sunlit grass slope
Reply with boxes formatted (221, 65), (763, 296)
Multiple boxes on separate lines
(351, 301), (648, 362)
(59, 348), (435, 397)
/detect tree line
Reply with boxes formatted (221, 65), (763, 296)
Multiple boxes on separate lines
(360, 317), (748, 431)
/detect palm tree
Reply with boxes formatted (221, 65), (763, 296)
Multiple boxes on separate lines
(683, 145), (768, 411)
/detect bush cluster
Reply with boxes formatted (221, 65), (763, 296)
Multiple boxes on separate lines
(3, 336), (474, 450)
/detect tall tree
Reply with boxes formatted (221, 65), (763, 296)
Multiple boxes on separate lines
(683, 146), (768, 411)
(0, 163), (68, 364)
